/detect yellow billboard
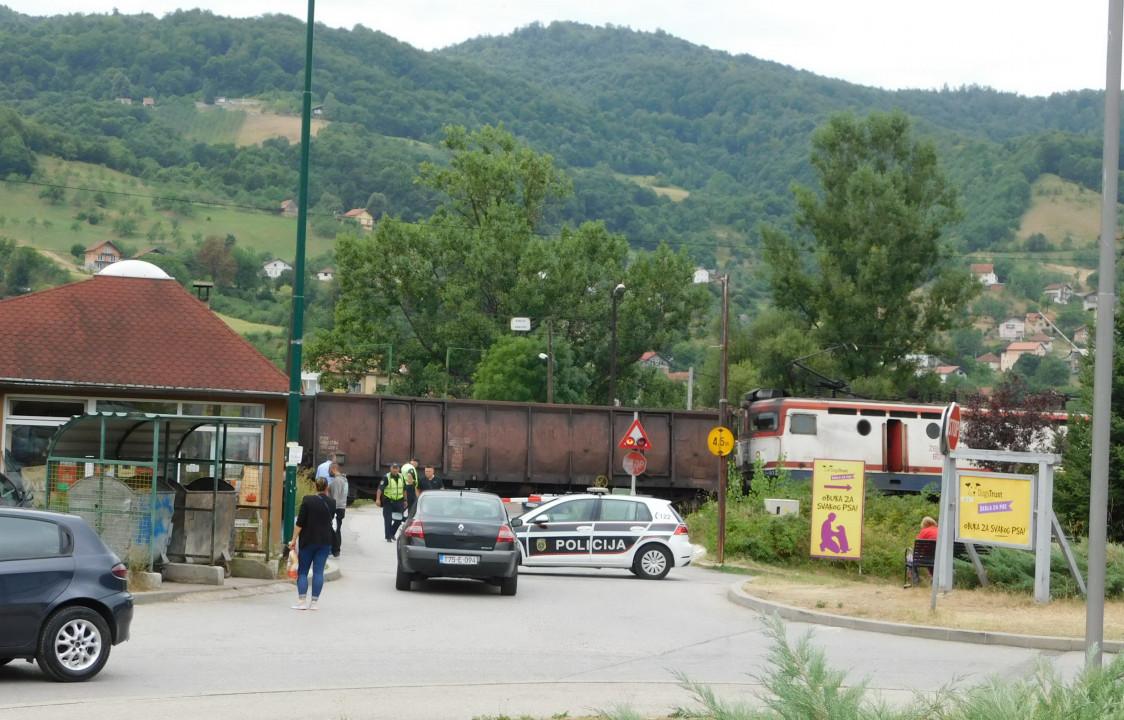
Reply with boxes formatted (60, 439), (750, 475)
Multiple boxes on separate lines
(809, 459), (865, 561)
(956, 472), (1034, 549)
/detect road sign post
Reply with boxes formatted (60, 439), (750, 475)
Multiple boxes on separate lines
(618, 415), (652, 495)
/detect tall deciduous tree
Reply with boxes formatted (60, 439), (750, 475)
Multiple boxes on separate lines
(309, 124), (706, 400)
(762, 112), (978, 389)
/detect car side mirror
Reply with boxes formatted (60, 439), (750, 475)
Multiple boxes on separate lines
(532, 515), (550, 525)
(510, 518), (523, 528)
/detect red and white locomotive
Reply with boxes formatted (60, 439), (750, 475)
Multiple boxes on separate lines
(736, 390), (1064, 492)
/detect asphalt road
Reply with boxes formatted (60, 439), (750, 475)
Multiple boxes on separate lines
(0, 506), (1088, 719)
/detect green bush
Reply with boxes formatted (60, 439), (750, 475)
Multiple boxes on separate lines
(601, 615), (1124, 720)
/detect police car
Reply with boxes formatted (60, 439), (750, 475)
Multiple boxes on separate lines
(509, 490), (693, 580)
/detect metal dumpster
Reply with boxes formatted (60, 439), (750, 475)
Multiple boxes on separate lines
(169, 477), (238, 565)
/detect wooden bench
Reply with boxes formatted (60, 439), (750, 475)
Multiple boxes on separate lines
(904, 538), (989, 587)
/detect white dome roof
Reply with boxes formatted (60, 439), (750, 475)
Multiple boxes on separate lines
(97, 260), (172, 280)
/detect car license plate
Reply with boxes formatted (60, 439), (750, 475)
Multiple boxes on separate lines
(439, 554), (479, 565)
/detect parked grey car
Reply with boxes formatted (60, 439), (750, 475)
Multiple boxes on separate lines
(0, 471), (32, 507)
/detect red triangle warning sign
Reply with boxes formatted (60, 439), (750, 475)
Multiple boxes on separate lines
(618, 419), (651, 451)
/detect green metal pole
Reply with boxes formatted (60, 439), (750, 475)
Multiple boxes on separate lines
(283, 0), (316, 546)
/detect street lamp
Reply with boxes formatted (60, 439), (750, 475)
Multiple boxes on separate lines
(695, 271), (730, 563)
(608, 283), (626, 406)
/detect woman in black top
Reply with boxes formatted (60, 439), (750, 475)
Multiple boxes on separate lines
(288, 477), (335, 610)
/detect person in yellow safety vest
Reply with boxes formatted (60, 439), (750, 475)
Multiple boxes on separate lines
(376, 463), (407, 541)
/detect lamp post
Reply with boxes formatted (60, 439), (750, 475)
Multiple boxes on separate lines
(608, 283), (626, 406)
(540, 318), (554, 404)
(282, 0), (316, 550)
(444, 346), (484, 398)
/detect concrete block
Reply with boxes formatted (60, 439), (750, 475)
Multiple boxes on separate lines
(229, 557), (278, 580)
(162, 562), (224, 586)
(129, 571), (162, 592)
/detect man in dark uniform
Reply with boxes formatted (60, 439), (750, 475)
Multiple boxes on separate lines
(376, 463), (407, 541)
(418, 465), (443, 493)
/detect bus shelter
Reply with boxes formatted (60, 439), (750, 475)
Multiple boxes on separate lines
(44, 413), (278, 571)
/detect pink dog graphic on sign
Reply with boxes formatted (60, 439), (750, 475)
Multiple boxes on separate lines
(819, 512), (851, 554)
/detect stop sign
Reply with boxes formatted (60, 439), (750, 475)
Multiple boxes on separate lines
(941, 403), (961, 455)
(622, 451), (647, 476)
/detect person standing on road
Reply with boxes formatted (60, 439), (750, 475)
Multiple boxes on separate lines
(327, 462), (348, 557)
(418, 465), (443, 494)
(402, 457), (419, 517)
(377, 463), (407, 542)
(315, 452), (338, 483)
(288, 477), (336, 610)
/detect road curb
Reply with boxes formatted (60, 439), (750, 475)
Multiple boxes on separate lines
(133, 562), (342, 605)
(726, 579), (1123, 653)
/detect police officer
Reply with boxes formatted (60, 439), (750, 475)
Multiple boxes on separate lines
(377, 463), (407, 541)
(402, 457), (419, 518)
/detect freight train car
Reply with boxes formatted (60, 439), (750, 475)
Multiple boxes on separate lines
(299, 394), (722, 500)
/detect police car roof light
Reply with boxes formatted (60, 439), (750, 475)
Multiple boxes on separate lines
(586, 486), (609, 495)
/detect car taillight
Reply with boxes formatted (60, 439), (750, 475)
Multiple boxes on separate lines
(111, 563), (128, 580)
(674, 524), (689, 535)
(404, 520), (425, 539)
(496, 524), (516, 543)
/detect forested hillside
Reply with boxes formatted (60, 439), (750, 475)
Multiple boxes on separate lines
(0, 9), (1116, 268)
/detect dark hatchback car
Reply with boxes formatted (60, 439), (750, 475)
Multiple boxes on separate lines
(0, 508), (133, 682)
(396, 490), (519, 595)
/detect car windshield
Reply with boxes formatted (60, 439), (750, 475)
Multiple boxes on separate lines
(420, 494), (505, 521)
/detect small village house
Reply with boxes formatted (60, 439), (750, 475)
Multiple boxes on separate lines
(279, 199), (298, 218)
(998, 318), (1026, 341)
(934, 365), (966, 383)
(1073, 326), (1090, 346)
(315, 269), (335, 282)
(1083, 292), (1098, 313)
(970, 263), (998, 286)
(1001, 341), (1047, 372)
(638, 351), (671, 374)
(341, 208), (374, 231)
(262, 259), (292, 280)
(1043, 283), (1074, 304)
(1025, 312), (1053, 336)
(83, 240), (123, 272)
(1026, 333), (1054, 353)
(976, 353), (1001, 373)
(142, 97), (155, 107)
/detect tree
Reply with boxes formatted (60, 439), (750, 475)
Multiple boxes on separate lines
(310, 125), (705, 400)
(69, 243), (84, 260)
(195, 235), (236, 286)
(961, 376), (1065, 471)
(472, 335), (587, 403)
(762, 112), (978, 391)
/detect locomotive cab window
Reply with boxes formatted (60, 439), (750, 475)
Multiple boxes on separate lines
(751, 413), (778, 432)
(789, 413), (817, 435)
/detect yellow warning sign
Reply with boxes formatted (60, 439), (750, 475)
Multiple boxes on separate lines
(707, 426), (734, 456)
(956, 473), (1034, 549)
(809, 459), (865, 561)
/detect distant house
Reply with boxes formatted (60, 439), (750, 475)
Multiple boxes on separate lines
(315, 268), (335, 282)
(934, 365), (966, 383)
(1074, 326), (1090, 346)
(262, 259), (292, 280)
(1001, 341), (1047, 372)
(638, 351), (671, 374)
(998, 318), (1026, 341)
(1043, 283), (1074, 304)
(312, 105), (324, 118)
(115, 97), (133, 105)
(987, 282), (1006, 293)
(693, 268), (711, 284)
(1067, 348), (1089, 373)
(142, 97), (155, 107)
(279, 199), (298, 218)
(83, 240), (123, 272)
(1025, 312), (1053, 336)
(976, 353), (1001, 373)
(1026, 333), (1053, 353)
(215, 97), (228, 105)
(970, 263), (998, 286)
(1082, 292), (1098, 313)
(341, 208), (374, 231)
(133, 247), (167, 260)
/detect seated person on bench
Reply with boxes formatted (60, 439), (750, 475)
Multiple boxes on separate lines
(905, 517), (939, 587)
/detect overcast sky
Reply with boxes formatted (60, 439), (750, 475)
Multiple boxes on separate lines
(2, 0), (1113, 97)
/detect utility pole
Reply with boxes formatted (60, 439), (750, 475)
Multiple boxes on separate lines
(608, 283), (625, 406)
(717, 274), (730, 564)
(546, 318), (554, 404)
(282, 0), (316, 549)
(1087, 0), (1122, 668)
(686, 366), (694, 410)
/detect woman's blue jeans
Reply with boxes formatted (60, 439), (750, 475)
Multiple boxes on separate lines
(297, 543), (330, 598)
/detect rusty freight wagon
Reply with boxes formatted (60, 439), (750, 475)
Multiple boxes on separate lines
(299, 394), (721, 500)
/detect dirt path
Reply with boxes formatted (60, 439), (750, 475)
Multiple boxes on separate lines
(744, 571), (1124, 640)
